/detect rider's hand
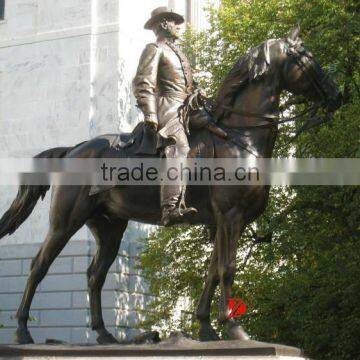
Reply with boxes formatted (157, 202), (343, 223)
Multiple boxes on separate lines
(145, 120), (158, 132)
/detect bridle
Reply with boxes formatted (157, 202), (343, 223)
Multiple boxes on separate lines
(213, 39), (336, 155)
(218, 41), (333, 127)
(287, 39), (332, 105)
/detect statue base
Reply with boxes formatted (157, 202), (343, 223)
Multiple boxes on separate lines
(0, 339), (306, 359)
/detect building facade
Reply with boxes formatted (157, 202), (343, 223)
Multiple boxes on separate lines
(0, 0), (211, 344)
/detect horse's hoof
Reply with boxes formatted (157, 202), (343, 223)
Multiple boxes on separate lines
(199, 323), (220, 341)
(15, 328), (34, 344)
(226, 322), (250, 341)
(96, 331), (119, 344)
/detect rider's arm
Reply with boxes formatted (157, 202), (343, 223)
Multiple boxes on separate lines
(133, 43), (161, 128)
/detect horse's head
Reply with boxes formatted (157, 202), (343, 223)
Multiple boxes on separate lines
(281, 25), (342, 112)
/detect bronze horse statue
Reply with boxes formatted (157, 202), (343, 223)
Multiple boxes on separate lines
(0, 26), (342, 344)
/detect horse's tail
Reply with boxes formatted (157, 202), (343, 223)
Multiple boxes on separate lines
(0, 146), (72, 240)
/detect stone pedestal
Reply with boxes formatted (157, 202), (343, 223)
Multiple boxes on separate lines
(0, 340), (307, 359)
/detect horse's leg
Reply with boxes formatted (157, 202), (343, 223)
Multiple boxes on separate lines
(86, 217), (128, 344)
(217, 209), (250, 340)
(15, 186), (95, 344)
(15, 231), (73, 344)
(196, 226), (220, 341)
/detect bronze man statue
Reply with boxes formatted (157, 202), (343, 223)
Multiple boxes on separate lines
(133, 6), (226, 226)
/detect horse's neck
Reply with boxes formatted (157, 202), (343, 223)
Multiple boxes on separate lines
(220, 77), (280, 157)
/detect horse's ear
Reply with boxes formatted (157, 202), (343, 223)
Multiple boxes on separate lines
(287, 23), (301, 41)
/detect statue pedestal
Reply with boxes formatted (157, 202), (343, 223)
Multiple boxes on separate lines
(0, 340), (307, 359)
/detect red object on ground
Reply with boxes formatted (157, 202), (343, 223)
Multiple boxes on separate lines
(228, 298), (247, 318)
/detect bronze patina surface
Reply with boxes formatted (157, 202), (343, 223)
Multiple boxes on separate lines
(0, 22), (342, 346)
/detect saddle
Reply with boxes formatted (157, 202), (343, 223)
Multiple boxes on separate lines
(88, 122), (215, 195)
(102, 121), (215, 158)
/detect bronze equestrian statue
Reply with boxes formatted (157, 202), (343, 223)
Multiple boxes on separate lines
(0, 12), (342, 344)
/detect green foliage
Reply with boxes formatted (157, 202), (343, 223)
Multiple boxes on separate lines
(138, 226), (213, 335)
(139, 1), (359, 359)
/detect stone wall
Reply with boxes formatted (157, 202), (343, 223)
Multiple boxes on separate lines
(0, 224), (153, 344)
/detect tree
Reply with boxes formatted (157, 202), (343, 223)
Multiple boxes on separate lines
(138, 1), (360, 359)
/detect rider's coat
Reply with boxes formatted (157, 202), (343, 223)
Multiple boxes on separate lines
(133, 39), (195, 145)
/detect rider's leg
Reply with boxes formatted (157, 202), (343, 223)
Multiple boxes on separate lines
(160, 130), (197, 226)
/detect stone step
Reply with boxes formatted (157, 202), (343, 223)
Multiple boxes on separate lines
(0, 340), (307, 359)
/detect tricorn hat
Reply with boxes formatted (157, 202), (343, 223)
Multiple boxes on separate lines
(144, 6), (184, 30)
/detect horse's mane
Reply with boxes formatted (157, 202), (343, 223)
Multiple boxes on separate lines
(213, 39), (280, 120)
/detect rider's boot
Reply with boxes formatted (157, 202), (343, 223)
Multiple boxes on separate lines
(160, 185), (197, 226)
